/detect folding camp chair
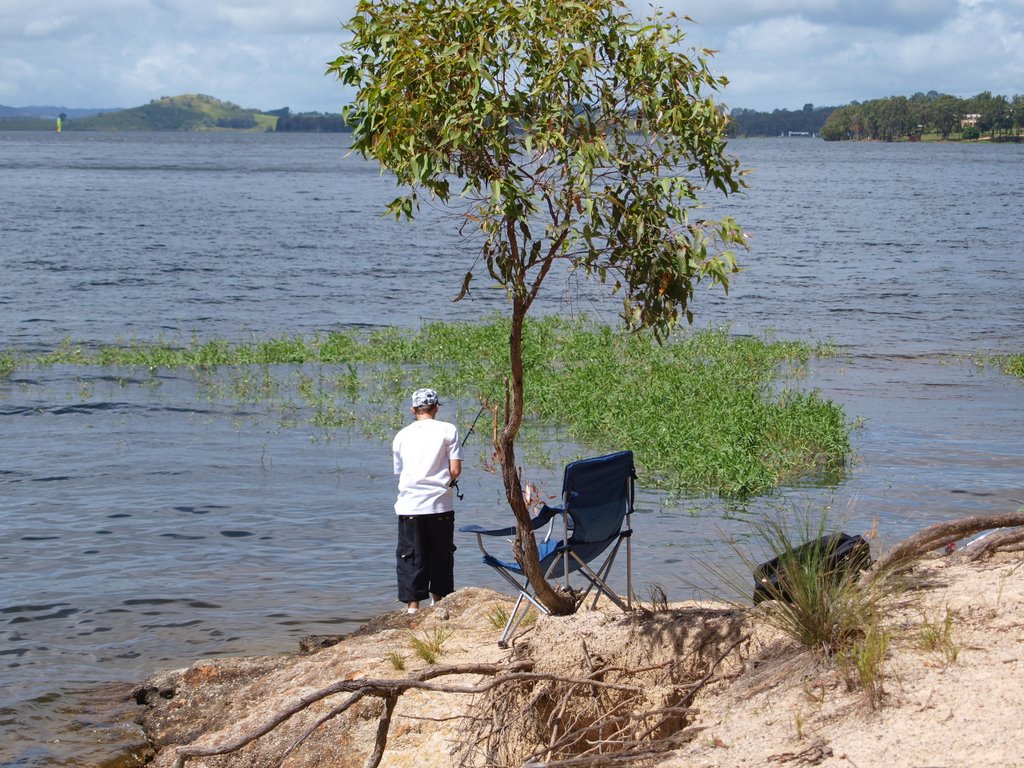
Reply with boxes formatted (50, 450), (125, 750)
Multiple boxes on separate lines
(459, 450), (636, 647)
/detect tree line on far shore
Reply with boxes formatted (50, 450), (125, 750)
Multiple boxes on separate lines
(820, 91), (1024, 142)
(266, 107), (350, 132)
(9, 90), (1024, 141)
(726, 103), (836, 138)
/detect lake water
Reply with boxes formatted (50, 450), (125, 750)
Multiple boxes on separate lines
(1, 131), (1022, 766)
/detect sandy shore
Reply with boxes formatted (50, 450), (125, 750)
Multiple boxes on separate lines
(666, 551), (1024, 767)
(131, 549), (1024, 768)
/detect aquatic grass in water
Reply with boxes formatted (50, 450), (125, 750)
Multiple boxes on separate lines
(519, 324), (850, 496)
(1002, 353), (1024, 379)
(963, 350), (1024, 381)
(17, 318), (851, 496)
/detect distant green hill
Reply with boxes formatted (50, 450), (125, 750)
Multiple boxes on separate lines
(0, 104), (116, 119)
(68, 94), (277, 132)
(0, 116), (55, 131)
(0, 94), (349, 132)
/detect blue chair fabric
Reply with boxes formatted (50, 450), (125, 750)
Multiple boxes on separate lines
(459, 450), (636, 646)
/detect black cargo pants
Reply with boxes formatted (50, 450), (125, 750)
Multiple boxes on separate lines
(396, 511), (455, 603)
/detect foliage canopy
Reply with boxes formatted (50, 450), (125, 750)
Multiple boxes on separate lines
(329, 0), (746, 338)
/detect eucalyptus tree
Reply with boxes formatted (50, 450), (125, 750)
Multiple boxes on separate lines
(967, 91), (1008, 136)
(329, 0), (746, 614)
(931, 94), (960, 139)
(988, 94), (1012, 138)
(821, 105), (860, 141)
(1012, 95), (1024, 138)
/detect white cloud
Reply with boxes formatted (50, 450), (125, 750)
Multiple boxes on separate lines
(659, 0), (959, 32)
(123, 43), (203, 94)
(0, 57), (38, 100)
(23, 16), (76, 37)
(662, 0), (1024, 109)
(1, 0), (1021, 113)
(210, 1), (347, 34)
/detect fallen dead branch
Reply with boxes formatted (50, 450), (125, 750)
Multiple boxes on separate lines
(767, 737), (833, 765)
(860, 511), (1024, 587)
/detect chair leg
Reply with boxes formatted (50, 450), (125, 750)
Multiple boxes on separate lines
(499, 593), (530, 648)
(625, 530), (633, 610)
(491, 570), (551, 647)
(590, 555), (629, 612)
(490, 567), (550, 616)
(568, 544), (630, 613)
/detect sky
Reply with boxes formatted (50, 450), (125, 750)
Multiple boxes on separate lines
(2, 0), (1022, 113)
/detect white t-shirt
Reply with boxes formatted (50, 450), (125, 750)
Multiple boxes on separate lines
(392, 418), (463, 516)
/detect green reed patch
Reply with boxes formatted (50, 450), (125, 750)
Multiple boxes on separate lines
(36, 335), (336, 368)
(517, 324), (849, 496)
(1003, 354), (1024, 379)
(966, 351), (1024, 381)
(19, 317), (850, 496)
(0, 353), (15, 378)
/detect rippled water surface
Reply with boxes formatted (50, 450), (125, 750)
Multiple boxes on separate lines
(1, 132), (1022, 766)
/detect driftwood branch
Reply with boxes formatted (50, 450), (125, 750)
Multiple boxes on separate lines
(679, 633), (749, 709)
(280, 689), (367, 764)
(366, 693), (398, 768)
(860, 511), (1024, 587)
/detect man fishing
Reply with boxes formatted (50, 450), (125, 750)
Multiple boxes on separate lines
(392, 388), (464, 614)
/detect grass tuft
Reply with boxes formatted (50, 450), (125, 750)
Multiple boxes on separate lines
(486, 604), (538, 631)
(642, 583), (671, 613)
(741, 514), (877, 655)
(916, 607), (962, 666)
(407, 626), (454, 665)
(486, 606), (512, 631)
(720, 509), (893, 706)
(385, 651), (407, 671)
(838, 622), (889, 709)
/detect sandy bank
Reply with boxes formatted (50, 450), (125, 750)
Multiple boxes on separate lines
(131, 551), (1024, 767)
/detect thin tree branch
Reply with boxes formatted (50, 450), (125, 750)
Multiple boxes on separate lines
(279, 690), (367, 766)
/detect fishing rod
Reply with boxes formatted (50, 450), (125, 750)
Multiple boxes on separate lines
(453, 391), (497, 500)
(461, 400), (492, 448)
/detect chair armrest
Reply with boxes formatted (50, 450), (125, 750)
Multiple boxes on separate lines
(459, 523), (516, 537)
(459, 505), (563, 538)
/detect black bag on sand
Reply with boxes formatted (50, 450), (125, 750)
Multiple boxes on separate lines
(753, 532), (873, 604)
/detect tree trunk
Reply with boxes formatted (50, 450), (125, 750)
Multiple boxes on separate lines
(500, 300), (575, 615)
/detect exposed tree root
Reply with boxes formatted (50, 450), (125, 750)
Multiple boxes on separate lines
(169, 631), (747, 768)
(457, 634), (747, 768)
(860, 511), (1024, 587)
(171, 661), (533, 768)
(965, 528), (1024, 561)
